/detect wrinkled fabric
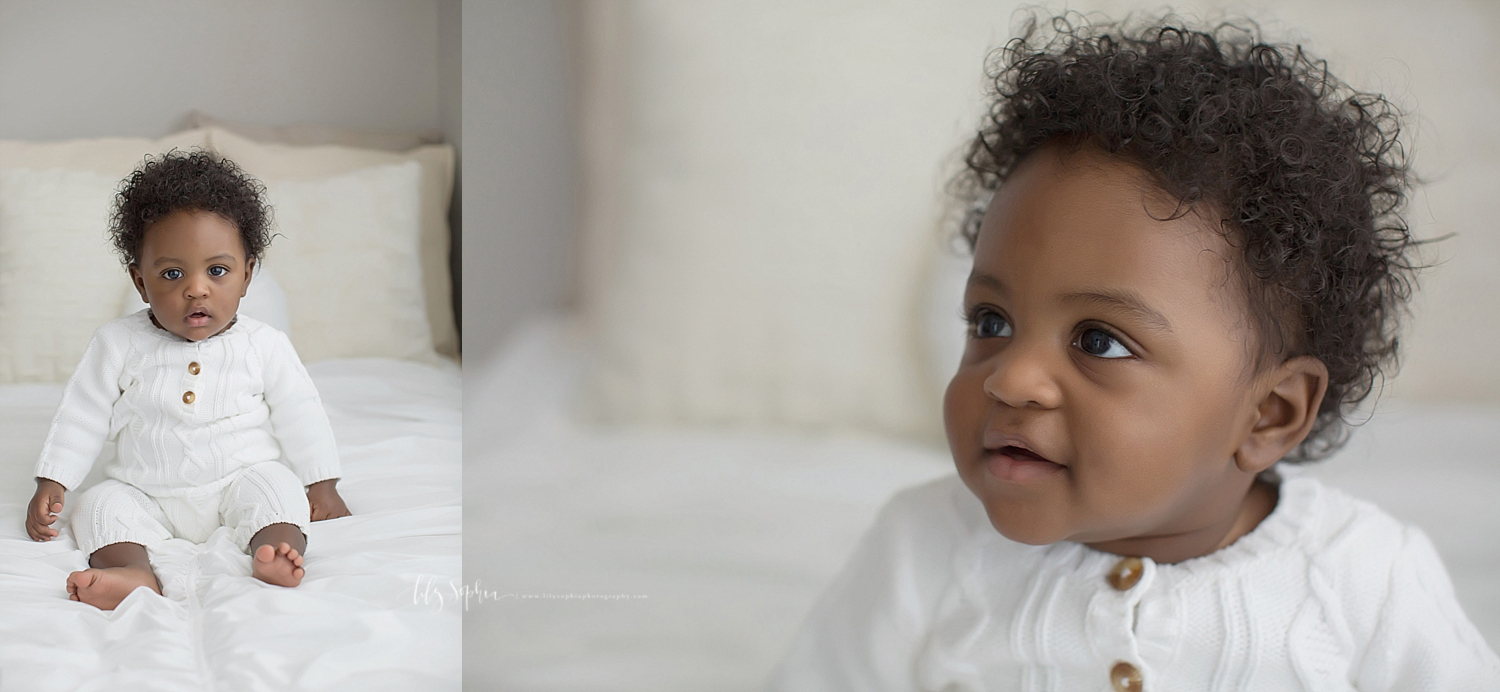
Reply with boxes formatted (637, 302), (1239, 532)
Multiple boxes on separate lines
(0, 357), (461, 691)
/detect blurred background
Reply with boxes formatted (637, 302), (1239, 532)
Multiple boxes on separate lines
(464, 1), (1500, 690)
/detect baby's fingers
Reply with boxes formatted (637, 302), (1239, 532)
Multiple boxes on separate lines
(26, 518), (57, 541)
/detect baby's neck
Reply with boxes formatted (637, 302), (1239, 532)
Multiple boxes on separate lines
(1084, 479), (1279, 564)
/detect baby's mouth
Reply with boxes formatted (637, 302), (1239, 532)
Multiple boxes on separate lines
(998, 445), (1051, 463)
(186, 310), (212, 327)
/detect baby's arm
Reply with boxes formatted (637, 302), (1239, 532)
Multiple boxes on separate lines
(259, 330), (348, 519)
(1353, 526), (1500, 690)
(27, 328), (128, 539)
(767, 480), (965, 692)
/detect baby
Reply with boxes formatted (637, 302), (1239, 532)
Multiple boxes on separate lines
(24, 151), (351, 610)
(770, 15), (1500, 691)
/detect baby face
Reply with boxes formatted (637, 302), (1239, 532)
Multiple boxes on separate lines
(945, 145), (1272, 555)
(128, 210), (253, 342)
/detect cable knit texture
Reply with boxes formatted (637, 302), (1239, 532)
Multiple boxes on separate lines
(34, 309), (341, 493)
(769, 475), (1500, 691)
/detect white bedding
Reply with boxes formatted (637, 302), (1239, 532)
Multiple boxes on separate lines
(0, 357), (462, 691)
(468, 316), (1500, 691)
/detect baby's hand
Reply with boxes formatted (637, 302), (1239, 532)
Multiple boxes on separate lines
(307, 479), (351, 521)
(27, 478), (66, 542)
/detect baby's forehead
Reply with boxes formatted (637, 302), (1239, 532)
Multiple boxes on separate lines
(138, 210), (249, 255)
(974, 147), (1250, 319)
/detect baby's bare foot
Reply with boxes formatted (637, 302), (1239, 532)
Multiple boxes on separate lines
(66, 566), (162, 610)
(252, 542), (305, 587)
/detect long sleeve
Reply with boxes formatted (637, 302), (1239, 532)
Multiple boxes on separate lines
(766, 479), (967, 692)
(34, 327), (128, 490)
(259, 329), (341, 485)
(1353, 525), (1500, 690)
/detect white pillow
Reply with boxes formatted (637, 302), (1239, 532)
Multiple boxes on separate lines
(0, 168), (135, 383)
(119, 266), (291, 337)
(206, 128), (457, 360)
(0, 130), (208, 177)
(260, 161), (436, 364)
(236, 268), (292, 336)
(183, 111), (443, 153)
(575, 4), (1005, 440)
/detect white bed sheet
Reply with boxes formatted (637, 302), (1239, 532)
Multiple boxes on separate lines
(468, 315), (1500, 692)
(0, 357), (462, 691)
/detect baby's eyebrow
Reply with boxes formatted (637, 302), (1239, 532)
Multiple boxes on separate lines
(152, 257), (182, 267)
(1062, 289), (1173, 334)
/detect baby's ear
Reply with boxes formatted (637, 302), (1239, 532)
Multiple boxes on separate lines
(1234, 356), (1329, 473)
(127, 264), (149, 303)
(243, 257), (256, 297)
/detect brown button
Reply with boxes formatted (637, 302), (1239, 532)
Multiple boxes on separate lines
(1107, 556), (1144, 591)
(1110, 661), (1143, 692)
(183, 391), (195, 405)
(188, 361), (200, 375)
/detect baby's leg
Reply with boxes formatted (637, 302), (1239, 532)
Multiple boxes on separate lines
(225, 461), (312, 587)
(68, 480), (171, 610)
(67, 542), (163, 610)
(248, 523), (307, 587)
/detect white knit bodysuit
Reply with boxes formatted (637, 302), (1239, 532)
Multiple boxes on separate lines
(769, 474), (1500, 692)
(34, 309), (340, 554)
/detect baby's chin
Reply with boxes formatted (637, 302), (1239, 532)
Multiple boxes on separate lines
(960, 475), (1074, 545)
(982, 509), (1071, 546)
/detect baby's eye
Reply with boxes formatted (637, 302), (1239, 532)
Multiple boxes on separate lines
(970, 309), (1013, 339)
(208, 265), (229, 278)
(162, 268), (183, 280)
(1077, 327), (1132, 359)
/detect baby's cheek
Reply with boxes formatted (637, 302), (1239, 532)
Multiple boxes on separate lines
(942, 368), (984, 455)
(1073, 409), (1192, 509)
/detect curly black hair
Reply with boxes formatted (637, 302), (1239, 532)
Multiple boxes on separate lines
(110, 150), (271, 267)
(953, 13), (1422, 462)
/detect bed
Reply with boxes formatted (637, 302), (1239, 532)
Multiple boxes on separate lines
(0, 126), (461, 690)
(0, 357), (461, 690)
(466, 315), (1500, 692)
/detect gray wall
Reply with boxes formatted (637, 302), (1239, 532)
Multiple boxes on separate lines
(459, 0), (579, 371)
(438, 0), (463, 334)
(0, 1), (447, 140)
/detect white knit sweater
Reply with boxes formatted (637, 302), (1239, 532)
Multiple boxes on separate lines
(35, 310), (341, 493)
(768, 474), (1500, 691)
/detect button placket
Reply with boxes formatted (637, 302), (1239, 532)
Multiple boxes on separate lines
(1092, 555), (1155, 692)
(182, 345), (201, 409)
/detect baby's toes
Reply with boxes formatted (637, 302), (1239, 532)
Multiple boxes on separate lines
(66, 570), (96, 596)
(254, 544), (277, 564)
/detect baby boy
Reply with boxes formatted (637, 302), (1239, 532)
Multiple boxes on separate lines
(25, 151), (350, 610)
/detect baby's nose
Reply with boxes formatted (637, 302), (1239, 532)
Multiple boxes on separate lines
(183, 278), (210, 298)
(982, 339), (1063, 409)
